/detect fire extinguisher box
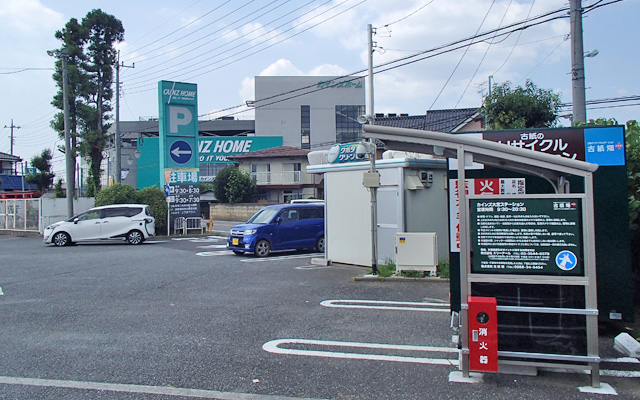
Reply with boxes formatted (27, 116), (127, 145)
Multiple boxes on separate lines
(468, 296), (498, 372)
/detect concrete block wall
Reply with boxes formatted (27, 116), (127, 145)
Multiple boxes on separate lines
(209, 203), (275, 222)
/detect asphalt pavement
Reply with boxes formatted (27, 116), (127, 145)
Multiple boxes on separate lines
(0, 234), (638, 399)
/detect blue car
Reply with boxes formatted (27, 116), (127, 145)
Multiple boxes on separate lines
(227, 203), (325, 257)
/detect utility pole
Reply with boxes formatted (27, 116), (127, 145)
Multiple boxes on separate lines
(48, 48), (74, 218)
(570, 0), (587, 123)
(366, 23), (379, 275)
(4, 119), (20, 156)
(115, 50), (135, 183)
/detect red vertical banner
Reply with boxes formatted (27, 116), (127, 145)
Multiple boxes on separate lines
(468, 296), (499, 372)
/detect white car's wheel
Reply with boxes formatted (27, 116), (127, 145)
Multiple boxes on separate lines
(127, 230), (144, 245)
(52, 232), (71, 247)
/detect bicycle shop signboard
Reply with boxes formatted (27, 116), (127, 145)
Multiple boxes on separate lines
(469, 197), (583, 276)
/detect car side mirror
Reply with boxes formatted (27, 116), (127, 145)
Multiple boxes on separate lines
(73, 218), (79, 224)
(276, 217), (283, 224)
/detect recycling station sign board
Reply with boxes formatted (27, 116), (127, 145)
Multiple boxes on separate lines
(469, 197), (583, 276)
(158, 80), (200, 219)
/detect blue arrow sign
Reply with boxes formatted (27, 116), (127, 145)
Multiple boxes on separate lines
(164, 184), (170, 197)
(169, 140), (192, 164)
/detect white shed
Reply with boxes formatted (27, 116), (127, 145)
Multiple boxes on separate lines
(307, 155), (449, 267)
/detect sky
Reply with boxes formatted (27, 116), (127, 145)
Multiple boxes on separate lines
(0, 0), (638, 178)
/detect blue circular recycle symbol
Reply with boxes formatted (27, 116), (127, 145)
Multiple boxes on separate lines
(169, 140), (192, 164)
(555, 250), (578, 271)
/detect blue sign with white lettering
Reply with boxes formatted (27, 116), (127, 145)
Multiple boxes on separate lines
(169, 140), (193, 164)
(584, 127), (625, 166)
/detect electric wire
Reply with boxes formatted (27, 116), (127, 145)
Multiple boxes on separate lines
(492, 0), (536, 77)
(455, 0), (513, 108)
(429, 0), (496, 110)
(382, 0), (437, 28)
(125, 0), (360, 92)
(124, 0), (309, 81)
(198, 6), (574, 119)
(121, 0), (233, 62)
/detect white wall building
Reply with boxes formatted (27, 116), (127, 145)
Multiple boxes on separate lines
(254, 76), (366, 150)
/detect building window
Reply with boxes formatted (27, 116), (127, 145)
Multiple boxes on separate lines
(199, 163), (231, 183)
(283, 163), (301, 184)
(251, 163), (270, 184)
(283, 189), (303, 203)
(301, 105), (310, 149)
(335, 105), (365, 143)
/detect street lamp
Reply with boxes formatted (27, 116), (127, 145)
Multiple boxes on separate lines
(47, 48), (74, 219)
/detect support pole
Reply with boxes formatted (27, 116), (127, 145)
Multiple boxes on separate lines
(115, 51), (134, 184)
(367, 23), (378, 275)
(570, 0), (586, 123)
(61, 50), (74, 219)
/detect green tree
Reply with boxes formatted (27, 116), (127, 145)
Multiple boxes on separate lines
(212, 166), (235, 203)
(54, 178), (66, 198)
(25, 149), (55, 193)
(51, 9), (124, 197)
(226, 169), (257, 203)
(480, 80), (562, 129)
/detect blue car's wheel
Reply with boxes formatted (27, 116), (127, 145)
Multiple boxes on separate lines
(254, 239), (271, 257)
(316, 236), (325, 252)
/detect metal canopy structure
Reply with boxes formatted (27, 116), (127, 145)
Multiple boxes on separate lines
(363, 124), (602, 387)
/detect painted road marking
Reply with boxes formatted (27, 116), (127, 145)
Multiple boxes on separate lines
(263, 339), (459, 366)
(197, 244), (228, 249)
(0, 286), (3, 295)
(321, 299), (450, 312)
(241, 253), (320, 263)
(0, 376), (328, 400)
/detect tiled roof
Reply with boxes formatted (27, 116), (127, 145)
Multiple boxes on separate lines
(228, 146), (310, 160)
(0, 151), (21, 162)
(375, 108), (480, 132)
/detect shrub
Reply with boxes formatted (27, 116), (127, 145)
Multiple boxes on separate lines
(138, 186), (168, 233)
(95, 183), (138, 206)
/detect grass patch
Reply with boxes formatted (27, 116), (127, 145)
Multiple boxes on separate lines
(437, 259), (450, 279)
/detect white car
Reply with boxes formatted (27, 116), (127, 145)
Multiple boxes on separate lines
(43, 204), (156, 246)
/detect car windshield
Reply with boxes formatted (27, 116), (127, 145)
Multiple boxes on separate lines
(246, 208), (279, 224)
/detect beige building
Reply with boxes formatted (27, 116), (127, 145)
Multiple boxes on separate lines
(229, 146), (322, 203)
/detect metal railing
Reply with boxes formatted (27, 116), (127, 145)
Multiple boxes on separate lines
(173, 217), (205, 235)
(250, 171), (302, 185)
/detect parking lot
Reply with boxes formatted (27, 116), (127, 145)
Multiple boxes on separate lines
(0, 234), (638, 399)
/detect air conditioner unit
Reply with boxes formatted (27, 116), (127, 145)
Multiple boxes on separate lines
(395, 232), (438, 275)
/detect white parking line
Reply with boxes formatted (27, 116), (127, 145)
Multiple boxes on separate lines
(197, 244), (228, 249)
(0, 375), (328, 400)
(263, 339), (459, 366)
(320, 299), (450, 312)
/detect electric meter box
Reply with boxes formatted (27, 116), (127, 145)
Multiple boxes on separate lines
(395, 232), (438, 275)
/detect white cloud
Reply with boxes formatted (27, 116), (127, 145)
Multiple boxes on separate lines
(0, 0), (63, 35)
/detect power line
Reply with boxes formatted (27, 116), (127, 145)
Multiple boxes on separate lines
(382, 0), (436, 28)
(199, 6), (573, 119)
(429, 0), (496, 110)
(455, 0), (513, 108)
(121, 0), (233, 62)
(125, 0), (358, 92)
(124, 0), (301, 80)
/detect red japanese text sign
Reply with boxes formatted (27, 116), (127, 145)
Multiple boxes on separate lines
(468, 296), (498, 372)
